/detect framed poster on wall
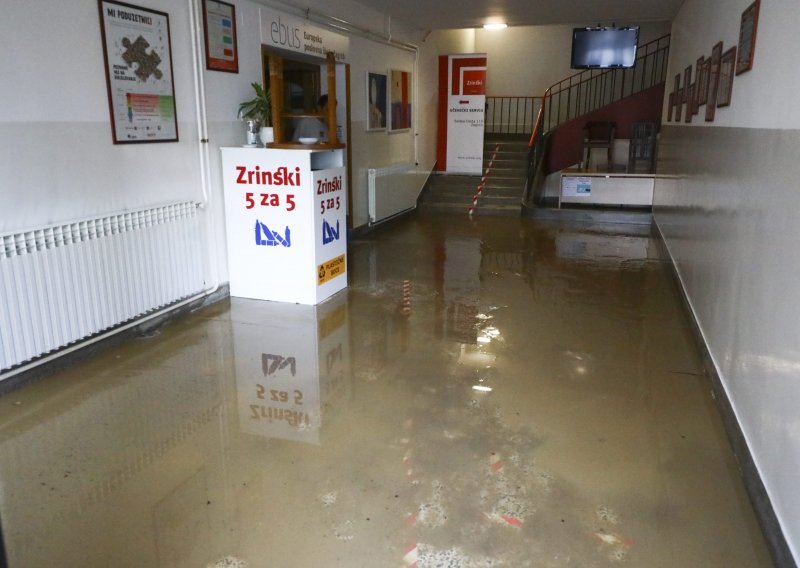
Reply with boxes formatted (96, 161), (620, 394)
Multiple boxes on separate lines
(736, 0), (760, 75)
(683, 66), (693, 124)
(366, 72), (387, 132)
(673, 74), (683, 123)
(717, 47), (737, 107)
(705, 42), (723, 122)
(389, 69), (412, 131)
(202, 0), (238, 73)
(696, 56), (709, 107)
(98, 0), (178, 143)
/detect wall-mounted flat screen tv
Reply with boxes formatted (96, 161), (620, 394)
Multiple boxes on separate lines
(571, 27), (639, 69)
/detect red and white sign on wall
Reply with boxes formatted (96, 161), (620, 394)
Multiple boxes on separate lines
(437, 54), (487, 174)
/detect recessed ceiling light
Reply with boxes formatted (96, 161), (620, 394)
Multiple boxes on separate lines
(483, 23), (508, 30)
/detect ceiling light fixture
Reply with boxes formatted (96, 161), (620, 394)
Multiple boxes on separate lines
(483, 23), (508, 30)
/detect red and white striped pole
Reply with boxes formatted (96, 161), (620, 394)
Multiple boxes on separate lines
(401, 279), (412, 316)
(468, 143), (500, 217)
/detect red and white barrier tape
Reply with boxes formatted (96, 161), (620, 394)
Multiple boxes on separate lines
(468, 143), (501, 217)
(403, 543), (419, 567)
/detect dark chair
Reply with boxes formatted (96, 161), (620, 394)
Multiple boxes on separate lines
(582, 121), (616, 171)
(628, 122), (657, 173)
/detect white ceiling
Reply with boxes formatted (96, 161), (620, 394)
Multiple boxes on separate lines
(354, 0), (683, 31)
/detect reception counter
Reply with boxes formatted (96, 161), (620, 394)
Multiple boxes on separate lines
(221, 147), (347, 305)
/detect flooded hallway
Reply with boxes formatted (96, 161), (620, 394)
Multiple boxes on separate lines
(0, 215), (773, 567)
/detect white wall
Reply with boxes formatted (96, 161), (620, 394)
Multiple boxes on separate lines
(0, 0), (205, 233)
(416, 29), (476, 173)
(475, 21), (671, 97)
(654, 0), (800, 562)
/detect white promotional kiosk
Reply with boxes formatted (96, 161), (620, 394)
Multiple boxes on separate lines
(220, 147), (347, 305)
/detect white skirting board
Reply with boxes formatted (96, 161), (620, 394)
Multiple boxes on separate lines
(368, 163), (423, 225)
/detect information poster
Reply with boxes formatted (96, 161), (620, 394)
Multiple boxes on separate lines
(99, 0), (178, 143)
(437, 54), (487, 174)
(562, 176), (592, 197)
(203, 0), (238, 73)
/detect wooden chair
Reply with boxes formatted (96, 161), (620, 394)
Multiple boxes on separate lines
(582, 121), (615, 171)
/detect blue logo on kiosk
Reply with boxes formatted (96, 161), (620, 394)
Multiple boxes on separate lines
(322, 219), (340, 245)
(255, 220), (291, 247)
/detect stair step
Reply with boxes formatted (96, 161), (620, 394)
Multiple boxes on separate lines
(486, 150), (528, 156)
(420, 202), (521, 216)
(422, 189), (522, 205)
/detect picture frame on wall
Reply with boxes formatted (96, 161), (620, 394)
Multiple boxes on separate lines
(717, 46), (737, 107)
(98, 0), (179, 143)
(697, 56), (710, 107)
(673, 74), (683, 123)
(366, 72), (387, 132)
(736, 0), (760, 75)
(705, 42), (723, 122)
(693, 56), (705, 112)
(683, 66), (693, 124)
(389, 69), (412, 132)
(202, 0), (238, 73)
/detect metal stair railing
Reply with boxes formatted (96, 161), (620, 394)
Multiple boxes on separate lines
(486, 96), (543, 136)
(524, 34), (671, 205)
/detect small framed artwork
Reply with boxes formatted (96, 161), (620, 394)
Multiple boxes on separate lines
(706, 42), (723, 122)
(736, 0), (760, 75)
(202, 0), (238, 73)
(98, 0), (178, 143)
(389, 69), (412, 131)
(697, 56), (710, 107)
(717, 47), (737, 107)
(673, 74), (683, 123)
(683, 66), (693, 123)
(366, 72), (387, 131)
(693, 57), (705, 112)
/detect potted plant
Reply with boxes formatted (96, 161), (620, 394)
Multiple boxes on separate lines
(238, 82), (273, 146)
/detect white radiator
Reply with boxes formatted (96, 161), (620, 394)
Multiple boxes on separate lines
(368, 163), (422, 225)
(0, 202), (207, 373)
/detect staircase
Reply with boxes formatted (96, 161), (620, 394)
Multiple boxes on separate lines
(525, 34), (671, 207)
(420, 135), (528, 215)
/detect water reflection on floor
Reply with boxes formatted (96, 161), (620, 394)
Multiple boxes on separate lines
(0, 215), (773, 567)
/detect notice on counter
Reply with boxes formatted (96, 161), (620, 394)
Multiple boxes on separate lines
(562, 176), (592, 197)
(318, 254), (345, 285)
(99, 0), (178, 143)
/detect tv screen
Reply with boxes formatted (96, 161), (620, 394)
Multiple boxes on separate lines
(571, 27), (639, 69)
